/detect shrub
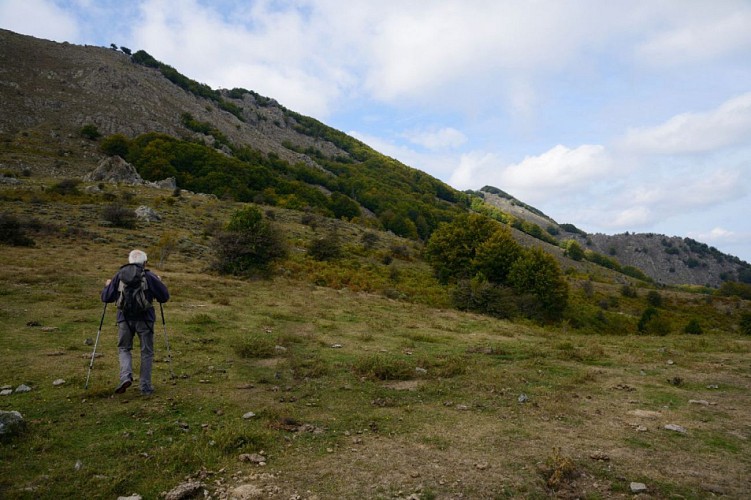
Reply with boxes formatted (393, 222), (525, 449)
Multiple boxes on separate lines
(80, 124), (101, 140)
(581, 280), (594, 298)
(102, 203), (136, 229)
(740, 312), (751, 336)
(684, 319), (703, 335)
(0, 213), (34, 246)
(308, 230), (342, 261)
(585, 250), (621, 271)
(564, 240), (585, 261)
(508, 247), (569, 322)
(452, 278), (519, 319)
(646, 290), (663, 307)
(621, 285), (638, 298)
(389, 243), (411, 260)
(49, 178), (81, 196)
(213, 206), (287, 276)
(472, 227), (523, 283)
(637, 307), (658, 333)
(637, 307), (671, 335)
(100, 134), (131, 157)
(361, 231), (380, 250)
(154, 232), (178, 269)
(622, 265), (651, 282)
(425, 213), (500, 283)
(718, 281), (751, 300)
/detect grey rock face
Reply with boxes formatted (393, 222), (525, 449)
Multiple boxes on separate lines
(84, 156), (143, 184)
(0, 410), (26, 440)
(135, 205), (161, 221)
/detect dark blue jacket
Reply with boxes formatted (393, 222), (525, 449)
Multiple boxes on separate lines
(101, 264), (170, 323)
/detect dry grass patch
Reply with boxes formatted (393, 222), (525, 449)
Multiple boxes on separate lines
(1, 182), (750, 499)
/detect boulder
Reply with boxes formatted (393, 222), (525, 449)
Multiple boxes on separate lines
(83, 156), (143, 185)
(0, 410), (26, 440)
(164, 481), (203, 500)
(146, 177), (177, 190)
(135, 205), (161, 222)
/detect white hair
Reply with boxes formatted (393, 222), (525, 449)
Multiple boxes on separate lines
(128, 249), (148, 265)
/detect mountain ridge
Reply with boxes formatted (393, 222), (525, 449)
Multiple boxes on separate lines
(1, 28), (747, 287)
(477, 186), (749, 287)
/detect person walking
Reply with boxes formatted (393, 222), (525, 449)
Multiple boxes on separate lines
(101, 249), (169, 395)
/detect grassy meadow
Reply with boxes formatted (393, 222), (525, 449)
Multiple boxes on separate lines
(1, 177), (750, 499)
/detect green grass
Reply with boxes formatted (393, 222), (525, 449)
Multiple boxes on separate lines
(1, 179), (750, 498)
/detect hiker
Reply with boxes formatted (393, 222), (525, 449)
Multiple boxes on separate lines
(101, 249), (169, 395)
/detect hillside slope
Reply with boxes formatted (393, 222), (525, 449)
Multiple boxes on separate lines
(1, 28), (748, 287)
(0, 29), (342, 170)
(478, 187), (749, 287)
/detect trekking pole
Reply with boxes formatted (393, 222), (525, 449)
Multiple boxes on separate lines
(85, 302), (107, 389)
(159, 302), (176, 379)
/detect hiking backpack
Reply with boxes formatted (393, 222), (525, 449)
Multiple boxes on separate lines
(116, 264), (152, 317)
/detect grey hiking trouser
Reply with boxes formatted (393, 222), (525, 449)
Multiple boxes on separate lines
(117, 320), (154, 392)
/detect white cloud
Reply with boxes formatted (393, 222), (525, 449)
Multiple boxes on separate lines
(350, 130), (460, 182)
(619, 92), (751, 154)
(447, 144), (613, 202)
(573, 166), (747, 236)
(449, 151), (504, 191)
(130, 0), (355, 118)
(403, 127), (467, 150)
(610, 206), (653, 228)
(498, 144), (612, 199)
(688, 227), (738, 244)
(636, 5), (751, 66)
(0, 0), (78, 41)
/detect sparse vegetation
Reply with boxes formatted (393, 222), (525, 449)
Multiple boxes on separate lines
(0, 172), (749, 500)
(101, 202), (136, 228)
(1, 30), (750, 499)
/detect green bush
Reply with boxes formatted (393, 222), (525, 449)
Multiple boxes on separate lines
(637, 307), (671, 335)
(622, 265), (651, 282)
(0, 213), (34, 246)
(472, 227), (523, 283)
(308, 230), (342, 261)
(646, 290), (663, 307)
(718, 281), (751, 300)
(100, 134), (131, 157)
(564, 240), (585, 261)
(684, 319), (703, 335)
(101, 203), (136, 229)
(740, 312), (751, 336)
(451, 278), (518, 319)
(361, 231), (380, 250)
(80, 124), (101, 140)
(424, 213), (501, 283)
(213, 206), (287, 276)
(49, 178), (81, 196)
(508, 247), (569, 322)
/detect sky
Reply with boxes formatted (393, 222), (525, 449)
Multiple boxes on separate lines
(2, 0), (751, 263)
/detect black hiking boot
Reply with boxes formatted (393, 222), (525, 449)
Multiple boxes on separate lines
(114, 378), (132, 394)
